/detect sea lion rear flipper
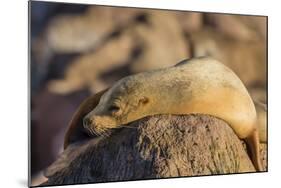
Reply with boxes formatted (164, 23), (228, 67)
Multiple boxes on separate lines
(254, 100), (267, 143)
(63, 88), (109, 149)
(245, 128), (263, 171)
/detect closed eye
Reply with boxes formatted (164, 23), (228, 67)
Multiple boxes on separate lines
(108, 105), (120, 113)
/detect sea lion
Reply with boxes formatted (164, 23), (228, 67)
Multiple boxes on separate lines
(64, 89), (108, 149)
(128, 10), (191, 73)
(189, 27), (266, 87)
(64, 57), (265, 171)
(254, 101), (267, 143)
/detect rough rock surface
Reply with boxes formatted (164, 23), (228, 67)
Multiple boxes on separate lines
(42, 114), (267, 186)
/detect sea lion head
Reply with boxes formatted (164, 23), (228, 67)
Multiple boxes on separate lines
(83, 76), (150, 136)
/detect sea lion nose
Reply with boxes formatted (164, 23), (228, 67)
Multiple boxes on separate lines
(83, 117), (92, 129)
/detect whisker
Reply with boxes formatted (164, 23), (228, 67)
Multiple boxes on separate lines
(86, 127), (93, 136)
(102, 128), (110, 137)
(116, 125), (137, 129)
(108, 126), (121, 129)
(89, 127), (95, 136)
(97, 127), (106, 138)
(101, 131), (108, 138)
(96, 129), (102, 137)
(103, 131), (110, 137)
(122, 126), (137, 129)
(92, 127), (98, 136)
(99, 127), (111, 137)
(91, 126), (100, 137)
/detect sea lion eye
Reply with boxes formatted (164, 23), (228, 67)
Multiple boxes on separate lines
(108, 105), (121, 114)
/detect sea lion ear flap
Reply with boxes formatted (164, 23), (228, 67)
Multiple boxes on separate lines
(139, 96), (149, 106)
(63, 88), (109, 149)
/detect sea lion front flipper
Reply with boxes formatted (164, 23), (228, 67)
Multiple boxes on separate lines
(63, 88), (109, 149)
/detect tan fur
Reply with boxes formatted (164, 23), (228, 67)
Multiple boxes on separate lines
(65, 57), (265, 171)
(254, 101), (267, 143)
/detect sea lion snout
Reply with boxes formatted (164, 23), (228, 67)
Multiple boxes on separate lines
(83, 110), (120, 135)
(83, 115), (102, 135)
(83, 117), (92, 129)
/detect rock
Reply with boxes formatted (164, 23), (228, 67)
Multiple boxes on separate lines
(46, 6), (141, 53)
(42, 114), (267, 186)
(31, 171), (48, 187)
(31, 88), (89, 174)
(129, 10), (191, 72)
(176, 11), (203, 33)
(204, 13), (266, 41)
(47, 30), (135, 94)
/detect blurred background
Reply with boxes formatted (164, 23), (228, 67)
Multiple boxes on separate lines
(30, 1), (267, 186)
